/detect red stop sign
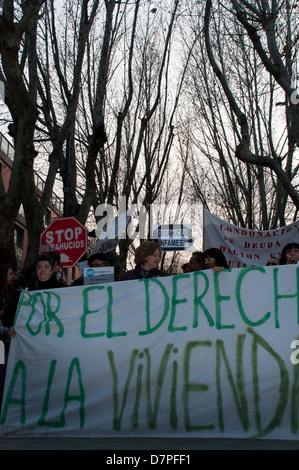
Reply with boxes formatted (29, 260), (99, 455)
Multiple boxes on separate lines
(39, 217), (88, 267)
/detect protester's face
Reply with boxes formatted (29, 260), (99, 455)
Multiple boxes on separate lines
(204, 255), (217, 269)
(6, 267), (14, 285)
(285, 247), (299, 264)
(182, 263), (191, 273)
(36, 261), (53, 282)
(144, 249), (161, 270)
(188, 256), (202, 272)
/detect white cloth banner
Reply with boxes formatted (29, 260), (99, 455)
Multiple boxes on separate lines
(204, 210), (299, 267)
(1, 265), (299, 439)
(92, 209), (132, 254)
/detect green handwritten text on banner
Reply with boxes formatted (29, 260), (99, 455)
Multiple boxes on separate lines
(1, 265), (299, 439)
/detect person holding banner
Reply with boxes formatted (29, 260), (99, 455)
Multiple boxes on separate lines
(279, 242), (299, 265)
(119, 241), (169, 281)
(202, 247), (229, 271)
(3, 254), (65, 338)
(188, 251), (203, 272)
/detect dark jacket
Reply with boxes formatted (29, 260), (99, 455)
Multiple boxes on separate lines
(119, 265), (169, 281)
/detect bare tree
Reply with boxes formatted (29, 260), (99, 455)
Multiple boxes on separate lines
(203, 0), (299, 214)
(0, 0), (187, 270)
(0, 0), (46, 265)
(0, 0), (102, 265)
(179, 0), (299, 230)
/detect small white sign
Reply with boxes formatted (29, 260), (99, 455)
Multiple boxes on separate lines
(83, 266), (114, 285)
(152, 223), (194, 251)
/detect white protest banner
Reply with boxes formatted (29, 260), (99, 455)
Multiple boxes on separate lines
(1, 265), (299, 439)
(204, 209), (299, 268)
